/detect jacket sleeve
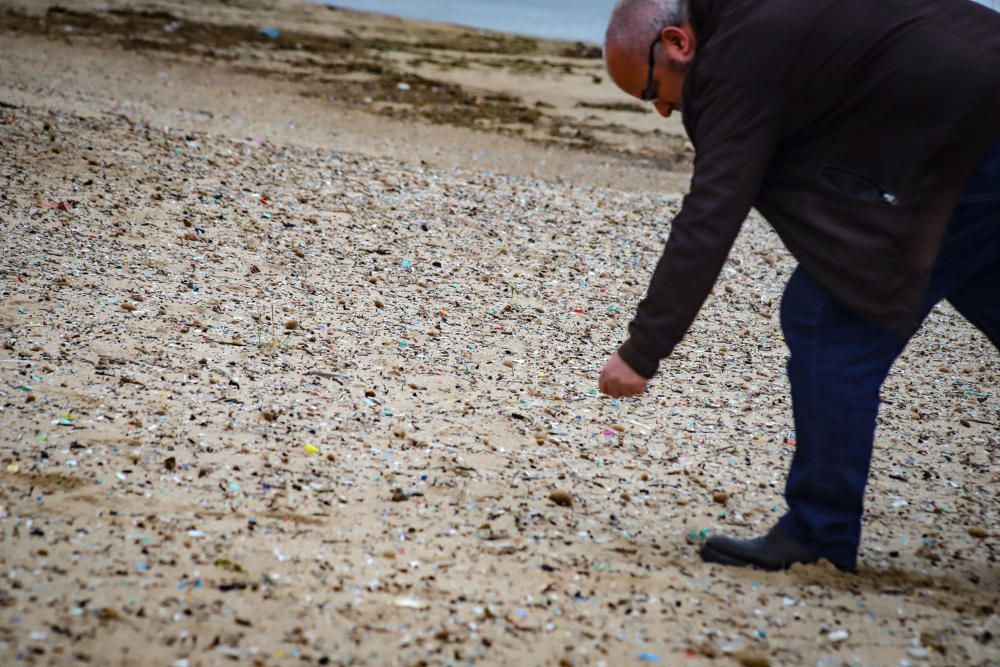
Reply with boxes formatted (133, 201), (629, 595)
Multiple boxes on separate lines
(617, 78), (781, 379)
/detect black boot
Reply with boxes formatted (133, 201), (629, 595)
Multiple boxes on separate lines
(699, 524), (840, 571)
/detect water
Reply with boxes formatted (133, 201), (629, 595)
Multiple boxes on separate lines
(318, 0), (998, 44)
(319, 0), (615, 44)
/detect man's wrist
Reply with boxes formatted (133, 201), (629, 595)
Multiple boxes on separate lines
(616, 338), (659, 380)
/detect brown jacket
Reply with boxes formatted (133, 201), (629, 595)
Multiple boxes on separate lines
(618, 0), (1000, 379)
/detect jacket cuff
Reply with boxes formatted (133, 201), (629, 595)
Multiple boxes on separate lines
(616, 338), (659, 380)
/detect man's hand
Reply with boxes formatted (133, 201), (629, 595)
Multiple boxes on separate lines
(598, 352), (648, 398)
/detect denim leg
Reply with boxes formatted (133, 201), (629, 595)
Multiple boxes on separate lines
(936, 142), (1000, 349)
(777, 267), (908, 570)
(947, 257), (1000, 350)
(777, 143), (1000, 570)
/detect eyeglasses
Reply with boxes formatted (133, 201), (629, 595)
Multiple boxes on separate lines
(640, 36), (660, 102)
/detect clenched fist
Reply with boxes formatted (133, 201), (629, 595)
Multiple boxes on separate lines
(598, 351), (648, 398)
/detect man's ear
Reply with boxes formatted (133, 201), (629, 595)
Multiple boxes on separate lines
(659, 25), (696, 64)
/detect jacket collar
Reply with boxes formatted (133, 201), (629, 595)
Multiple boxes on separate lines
(688, 0), (720, 46)
(680, 0), (721, 139)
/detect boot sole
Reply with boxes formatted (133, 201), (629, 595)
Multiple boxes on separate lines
(698, 542), (854, 573)
(698, 542), (783, 570)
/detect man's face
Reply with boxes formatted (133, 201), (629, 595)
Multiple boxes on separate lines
(606, 26), (696, 118)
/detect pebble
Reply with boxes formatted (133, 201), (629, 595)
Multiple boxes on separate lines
(393, 597), (429, 609)
(548, 491), (573, 507)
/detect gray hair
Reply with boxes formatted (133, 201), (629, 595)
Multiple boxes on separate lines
(605, 0), (689, 52)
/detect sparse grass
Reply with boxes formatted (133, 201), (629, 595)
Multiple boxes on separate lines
(255, 300), (292, 352)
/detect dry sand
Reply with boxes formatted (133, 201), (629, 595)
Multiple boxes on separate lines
(1, 2), (998, 666)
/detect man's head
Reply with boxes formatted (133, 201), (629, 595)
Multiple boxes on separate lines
(604, 0), (696, 118)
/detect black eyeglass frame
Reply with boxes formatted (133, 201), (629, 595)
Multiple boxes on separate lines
(640, 35), (661, 102)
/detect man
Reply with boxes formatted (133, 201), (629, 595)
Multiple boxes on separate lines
(598, 0), (1000, 573)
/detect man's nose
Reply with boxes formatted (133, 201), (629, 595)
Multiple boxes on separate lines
(655, 101), (673, 118)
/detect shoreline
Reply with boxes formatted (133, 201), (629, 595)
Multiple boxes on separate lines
(0, 0), (692, 189)
(313, 0), (611, 45)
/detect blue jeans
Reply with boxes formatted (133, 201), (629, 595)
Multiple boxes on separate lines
(777, 143), (1000, 571)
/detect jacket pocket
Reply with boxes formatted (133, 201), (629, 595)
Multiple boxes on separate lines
(819, 165), (900, 207)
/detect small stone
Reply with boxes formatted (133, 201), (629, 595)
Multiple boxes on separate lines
(393, 597), (429, 609)
(284, 320), (299, 330)
(827, 630), (849, 642)
(374, 299), (385, 308)
(735, 654), (770, 667)
(968, 526), (989, 538)
(919, 632), (946, 654)
(611, 423), (625, 432)
(121, 302), (135, 312)
(712, 490), (729, 504)
(694, 641), (719, 658)
(548, 491), (573, 508)
(486, 541), (526, 555)
(502, 358), (514, 368)
(164, 456), (177, 472)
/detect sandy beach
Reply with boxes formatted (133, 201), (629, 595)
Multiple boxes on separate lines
(1, 1), (998, 665)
